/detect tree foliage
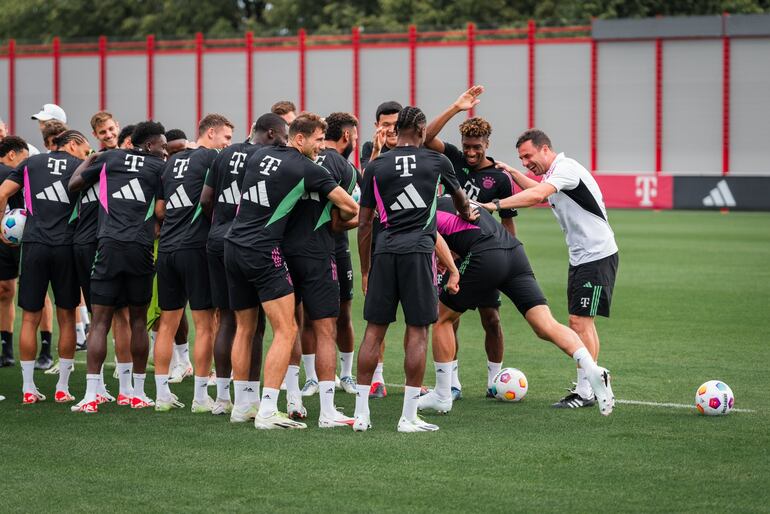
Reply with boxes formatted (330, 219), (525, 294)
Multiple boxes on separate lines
(0, 0), (768, 42)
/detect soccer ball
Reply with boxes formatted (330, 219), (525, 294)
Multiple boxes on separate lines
(493, 367), (528, 402)
(352, 184), (361, 203)
(695, 380), (734, 416)
(2, 208), (27, 244)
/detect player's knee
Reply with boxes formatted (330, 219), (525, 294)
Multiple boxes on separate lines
(569, 314), (593, 333)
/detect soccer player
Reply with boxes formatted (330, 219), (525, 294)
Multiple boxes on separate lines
(90, 111), (120, 151)
(68, 121), (168, 413)
(153, 114), (233, 413)
(165, 129), (190, 157)
(118, 125), (136, 149)
(0, 130), (90, 403)
(224, 113), (358, 429)
(354, 106), (473, 433)
(41, 121), (68, 152)
(478, 129), (619, 410)
(423, 85), (516, 398)
(271, 100), (297, 124)
(31, 104), (67, 127)
(418, 197), (615, 416)
(201, 112), (288, 420)
(0, 136), (29, 367)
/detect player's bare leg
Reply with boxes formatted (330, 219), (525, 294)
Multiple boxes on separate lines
(153, 308), (184, 409)
(568, 314), (600, 401)
(0, 278), (15, 366)
(315, 317), (353, 427)
(113, 307), (133, 404)
(419, 303), (460, 413)
(353, 322), (388, 430)
(190, 308), (215, 412)
(479, 306), (504, 397)
(336, 299), (356, 393)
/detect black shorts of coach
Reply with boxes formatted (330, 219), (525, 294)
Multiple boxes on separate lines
(90, 241), (155, 307)
(439, 246), (548, 316)
(157, 248), (212, 311)
(364, 252), (438, 326)
(567, 252), (618, 318)
(224, 242), (294, 311)
(0, 243), (20, 281)
(287, 255), (339, 321)
(17, 242), (80, 311)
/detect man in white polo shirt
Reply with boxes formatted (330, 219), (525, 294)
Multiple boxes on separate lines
(479, 128), (618, 410)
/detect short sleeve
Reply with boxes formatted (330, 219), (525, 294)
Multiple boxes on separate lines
(6, 159), (28, 185)
(437, 153), (461, 194)
(442, 142), (465, 169)
(206, 152), (224, 187)
(545, 163), (580, 192)
(305, 162), (339, 198)
(358, 164), (376, 209)
(80, 154), (108, 184)
(360, 142), (373, 169)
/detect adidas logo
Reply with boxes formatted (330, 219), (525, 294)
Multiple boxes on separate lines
(583, 281), (593, 288)
(263, 393), (271, 399)
(244, 387), (254, 393)
(217, 180), (241, 205)
(389, 183), (426, 211)
(702, 180), (736, 207)
(122, 369), (130, 375)
(241, 181), (270, 207)
(35, 180), (70, 203)
(112, 178), (146, 202)
(167, 184), (194, 209)
(437, 369), (446, 374)
(81, 184), (98, 204)
(325, 388), (334, 394)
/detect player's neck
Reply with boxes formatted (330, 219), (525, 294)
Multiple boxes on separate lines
(195, 138), (211, 149)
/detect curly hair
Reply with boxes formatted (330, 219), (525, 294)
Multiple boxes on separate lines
(131, 121), (166, 147)
(459, 117), (492, 140)
(324, 112), (358, 142)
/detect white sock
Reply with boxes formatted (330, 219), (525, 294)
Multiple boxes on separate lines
(285, 365), (301, 396)
(434, 362), (453, 400)
(216, 377), (231, 401)
(258, 387), (279, 417)
(302, 354), (317, 382)
(116, 362), (134, 396)
(155, 374), (171, 400)
(233, 380), (249, 408)
(401, 386), (421, 421)
(575, 368), (594, 398)
(487, 361), (502, 389)
(194, 376), (209, 402)
(340, 352), (354, 378)
(79, 305), (90, 325)
(174, 342), (190, 364)
(21, 360), (35, 393)
(97, 366), (107, 395)
(56, 358), (74, 393)
(247, 381), (260, 405)
(354, 384), (370, 418)
(572, 347), (598, 375)
(75, 323), (86, 345)
(372, 362), (384, 384)
(85, 374), (100, 402)
(451, 359), (461, 390)
(133, 373), (146, 398)
(319, 380), (336, 417)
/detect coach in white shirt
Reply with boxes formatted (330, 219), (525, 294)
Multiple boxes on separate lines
(479, 129), (619, 409)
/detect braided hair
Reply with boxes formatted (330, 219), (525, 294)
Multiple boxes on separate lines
(395, 106), (426, 135)
(53, 130), (88, 149)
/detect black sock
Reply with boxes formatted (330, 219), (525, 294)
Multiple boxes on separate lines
(1, 331), (12, 356)
(40, 331), (52, 357)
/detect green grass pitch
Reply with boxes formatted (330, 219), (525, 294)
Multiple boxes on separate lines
(1, 209), (769, 512)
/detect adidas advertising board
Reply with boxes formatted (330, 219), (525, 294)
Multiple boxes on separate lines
(673, 176), (770, 211)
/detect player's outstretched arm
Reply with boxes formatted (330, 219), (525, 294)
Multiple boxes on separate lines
(449, 187), (478, 222)
(200, 184), (215, 219)
(425, 85), (484, 153)
(496, 161), (540, 190)
(68, 153), (101, 192)
(435, 233), (460, 295)
(155, 199), (166, 222)
(326, 186), (359, 221)
(480, 182), (557, 212)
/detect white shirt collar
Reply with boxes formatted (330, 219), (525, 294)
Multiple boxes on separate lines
(544, 152), (565, 180)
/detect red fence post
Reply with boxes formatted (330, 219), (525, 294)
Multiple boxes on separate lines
(590, 38), (598, 173)
(298, 28), (306, 112)
(195, 32), (203, 124)
(527, 19), (536, 128)
(8, 39), (15, 134)
(722, 14), (730, 176)
(655, 38), (663, 174)
(352, 26), (361, 168)
(467, 22), (476, 118)
(53, 37), (61, 106)
(409, 25), (417, 106)
(146, 35), (155, 120)
(246, 31), (254, 130)
(98, 36), (107, 111)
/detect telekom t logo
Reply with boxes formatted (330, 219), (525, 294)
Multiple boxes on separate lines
(173, 158), (190, 179)
(259, 156), (282, 176)
(124, 154), (145, 172)
(635, 176), (657, 207)
(229, 152), (247, 174)
(580, 297), (590, 308)
(47, 158), (67, 175)
(395, 155), (417, 177)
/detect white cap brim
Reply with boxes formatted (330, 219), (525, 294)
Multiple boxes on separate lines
(31, 112), (55, 121)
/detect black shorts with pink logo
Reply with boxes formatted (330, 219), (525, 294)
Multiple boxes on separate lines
(224, 241), (293, 310)
(286, 255), (339, 320)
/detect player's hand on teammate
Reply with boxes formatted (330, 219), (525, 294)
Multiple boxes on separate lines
(474, 200), (496, 213)
(453, 85), (484, 112)
(445, 269), (460, 294)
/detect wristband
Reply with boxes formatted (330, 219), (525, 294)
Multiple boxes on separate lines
(493, 199), (501, 212)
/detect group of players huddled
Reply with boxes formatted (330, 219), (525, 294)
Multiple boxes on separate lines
(0, 84), (619, 431)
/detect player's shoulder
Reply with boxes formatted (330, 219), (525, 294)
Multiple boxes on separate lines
(552, 154), (588, 175)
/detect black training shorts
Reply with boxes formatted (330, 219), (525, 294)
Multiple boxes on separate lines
(73, 242), (97, 310)
(364, 252), (438, 326)
(90, 241), (154, 307)
(440, 246), (547, 316)
(567, 252), (618, 318)
(207, 250), (230, 310)
(0, 243), (20, 281)
(336, 250), (354, 302)
(287, 255), (340, 320)
(18, 243), (80, 311)
(157, 248), (212, 311)
(224, 242), (293, 311)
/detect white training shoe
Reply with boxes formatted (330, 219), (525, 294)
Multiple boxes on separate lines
(211, 398), (233, 415)
(318, 409), (355, 428)
(168, 361), (193, 384)
(397, 416), (440, 433)
(287, 393), (307, 419)
(339, 376), (357, 394)
(352, 414), (371, 432)
(335, 375), (342, 390)
(155, 394), (185, 412)
(230, 403), (258, 423)
(586, 366), (614, 416)
(301, 379), (319, 397)
(191, 395), (216, 414)
(417, 390), (453, 414)
(45, 359), (74, 375)
(254, 411), (307, 430)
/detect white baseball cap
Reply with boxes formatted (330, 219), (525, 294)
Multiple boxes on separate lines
(31, 103), (67, 123)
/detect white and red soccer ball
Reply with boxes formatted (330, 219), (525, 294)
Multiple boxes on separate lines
(493, 367), (528, 402)
(695, 380), (734, 416)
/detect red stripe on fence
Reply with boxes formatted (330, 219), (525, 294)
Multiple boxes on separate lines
(246, 31), (254, 130)
(527, 20), (535, 128)
(195, 32), (203, 125)
(409, 25), (417, 106)
(52, 37), (60, 106)
(590, 38), (598, 172)
(147, 35), (154, 120)
(298, 29), (306, 111)
(98, 36), (106, 111)
(8, 39), (14, 134)
(722, 17), (731, 176)
(352, 26), (361, 168)
(655, 38), (663, 174)
(467, 23), (475, 118)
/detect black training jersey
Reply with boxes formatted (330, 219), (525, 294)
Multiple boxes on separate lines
(158, 147), (217, 252)
(72, 150), (117, 246)
(436, 196), (519, 258)
(359, 146), (461, 255)
(360, 141), (393, 170)
(283, 148), (358, 259)
(443, 143), (517, 219)
(206, 141), (265, 256)
(8, 151), (81, 245)
(225, 145), (339, 251)
(79, 148), (164, 246)
(0, 163), (24, 211)
(333, 158), (362, 255)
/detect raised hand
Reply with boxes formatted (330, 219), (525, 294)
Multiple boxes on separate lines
(453, 85), (485, 112)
